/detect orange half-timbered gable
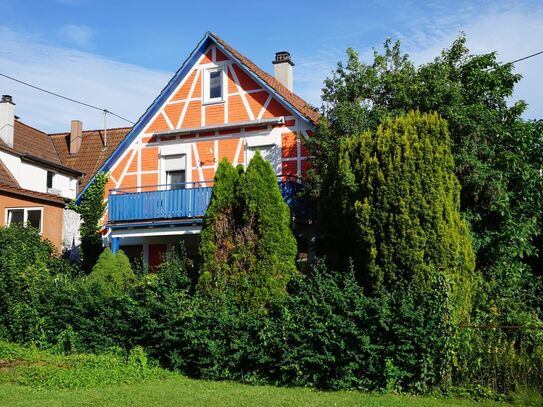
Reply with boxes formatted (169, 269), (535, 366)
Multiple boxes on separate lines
(77, 32), (319, 266)
(106, 42), (315, 197)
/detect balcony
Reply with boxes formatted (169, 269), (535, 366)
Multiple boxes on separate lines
(108, 177), (302, 224)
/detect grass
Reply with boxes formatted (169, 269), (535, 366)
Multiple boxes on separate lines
(0, 377), (511, 407)
(0, 340), (524, 407)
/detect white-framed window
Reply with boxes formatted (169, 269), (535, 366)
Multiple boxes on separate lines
(247, 144), (281, 174)
(203, 67), (225, 104)
(163, 154), (187, 190)
(245, 132), (282, 175)
(5, 207), (43, 233)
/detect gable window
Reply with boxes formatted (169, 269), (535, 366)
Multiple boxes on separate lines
(203, 68), (224, 104)
(6, 207), (43, 233)
(46, 171), (55, 189)
(164, 154), (186, 190)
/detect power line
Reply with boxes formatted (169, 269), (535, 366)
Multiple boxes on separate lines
(1, 49), (541, 123)
(0, 72), (135, 125)
(508, 50), (543, 65)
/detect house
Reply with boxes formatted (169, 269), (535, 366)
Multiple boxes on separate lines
(70, 32), (320, 268)
(0, 95), (83, 250)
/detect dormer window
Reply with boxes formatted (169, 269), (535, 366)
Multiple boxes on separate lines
(203, 68), (224, 104)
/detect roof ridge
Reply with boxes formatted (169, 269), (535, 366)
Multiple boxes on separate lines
(48, 126), (133, 137)
(14, 119), (49, 136)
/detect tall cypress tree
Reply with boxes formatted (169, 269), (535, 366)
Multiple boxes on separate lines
(198, 153), (298, 310)
(236, 151), (298, 309)
(331, 111), (475, 319)
(198, 159), (240, 294)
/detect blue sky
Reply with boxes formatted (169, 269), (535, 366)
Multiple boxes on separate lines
(0, 0), (542, 131)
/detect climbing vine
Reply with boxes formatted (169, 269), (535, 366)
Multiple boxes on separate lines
(70, 172), (108, 272)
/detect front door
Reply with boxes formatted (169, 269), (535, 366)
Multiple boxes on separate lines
(148, 244), (167, 272)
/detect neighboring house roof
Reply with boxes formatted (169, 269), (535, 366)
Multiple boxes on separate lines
(0, 159), (19, 187)
(0, 158), (65, 205)
(49, 127), (131, 190)
(209, 32), (320, 125)
(0, 181), (66, 205)
(74, 31), (320, 202)
(0, 120), (62, 164)
(0, 127), (68, 205)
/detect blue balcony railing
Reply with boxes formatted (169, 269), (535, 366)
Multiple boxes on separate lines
(108, 176), (302, 223)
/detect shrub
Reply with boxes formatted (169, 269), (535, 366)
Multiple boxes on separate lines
(85, 248), (135, 297)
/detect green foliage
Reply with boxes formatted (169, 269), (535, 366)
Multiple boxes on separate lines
(307, 36), (543, 395)
(327, 111), (475, 320)
(70, 172), (108, 273)
(86, 249), (135, 297)
(198, 154), (298, 311)
(0, 340), (172, 389)
(0, 224), (540, 396)
(309, 35), (543, 321)
(198, 159), (241, 294)
(0, 225), (73, 344)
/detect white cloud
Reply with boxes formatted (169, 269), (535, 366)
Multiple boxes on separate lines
(294, 7), (543, 119)
(0, 27), (170, 133)
(58, 24), (94, 48)
(407, 9), (543, 119)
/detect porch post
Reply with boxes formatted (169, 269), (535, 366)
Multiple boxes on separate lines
(111, 237), (120, 254)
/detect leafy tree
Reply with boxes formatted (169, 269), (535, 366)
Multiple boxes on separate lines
(236, 151), (298, 309)
(309, 36), (543, 321)
(198, 153), (298, 310)
(331, 110), (475, 311)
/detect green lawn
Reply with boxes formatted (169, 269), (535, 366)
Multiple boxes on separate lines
(0, 377), (510, 407)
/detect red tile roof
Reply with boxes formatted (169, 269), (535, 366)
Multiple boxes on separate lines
(0, 120), (62, 164)
(0, 182), (66, 205)
(49, 127), (131, 189)
(0, 160), (19, 187)
(210, 32), (321, 125)
(0, 124), (69, 204)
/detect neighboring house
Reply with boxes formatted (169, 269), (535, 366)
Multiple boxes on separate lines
(72, 32), (320, 268)
(0, 95), (83, 250)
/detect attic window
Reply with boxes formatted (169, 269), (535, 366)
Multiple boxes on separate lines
(203, 68), (224, 104)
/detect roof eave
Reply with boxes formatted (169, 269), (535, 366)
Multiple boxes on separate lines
(75, 32), (215, 204)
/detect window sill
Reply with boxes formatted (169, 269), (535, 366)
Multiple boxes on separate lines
(202, 98), (225, 106)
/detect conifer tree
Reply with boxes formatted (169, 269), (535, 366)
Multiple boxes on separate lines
(198, 153), (298, 310)
(86, 248), (135, 296)
(198, 159), (240, 293)
(236, 151), (298, 309)
(332, 111), (475, 318)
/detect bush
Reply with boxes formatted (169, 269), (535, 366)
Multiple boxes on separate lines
(86, 248), (135, 297)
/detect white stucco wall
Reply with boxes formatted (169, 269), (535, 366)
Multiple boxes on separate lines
(62, 208), (81, 251)
(0, 150), (77, 199)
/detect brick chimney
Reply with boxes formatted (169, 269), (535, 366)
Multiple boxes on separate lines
(273, 51), (294, 92)
(70, 120), (82, 155)
(0, 95), (15, 148)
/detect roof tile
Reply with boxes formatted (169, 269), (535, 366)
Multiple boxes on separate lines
(49, 127), (131, 190)
(210, 33), (321, 124)
(0, 120), (62, 164)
